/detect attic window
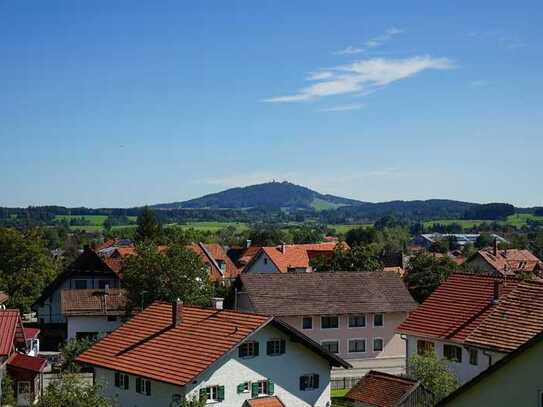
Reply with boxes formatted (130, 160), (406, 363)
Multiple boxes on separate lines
(263, 258), (268, 265)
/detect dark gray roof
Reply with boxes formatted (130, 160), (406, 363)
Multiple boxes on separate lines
(240, 271), (417, 316)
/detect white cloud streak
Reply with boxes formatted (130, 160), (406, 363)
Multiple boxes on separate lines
(319, 103), (365, 112)
(334, 27), (403, 55)
(263, 55), (454, 103)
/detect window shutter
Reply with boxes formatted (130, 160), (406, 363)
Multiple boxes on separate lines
(266, 341), (273, 355)
(218, 385), (225, 401)
(267, 380), (274, 395)
(280, 339), (286, 354)
(237, 383), (245, 394)
(145, 380), (151, 396)
(238, 345), (244, 358)
(313, 374), (320, 389)
(124, 375), (129, 390)
(254, 342), (259, 356)
(114, 372), (120, 387)
(136, 378), (141, 393)
(251, 382), (259, 398)
(299, 376), (306, 391)
(199, 388), (207, 400)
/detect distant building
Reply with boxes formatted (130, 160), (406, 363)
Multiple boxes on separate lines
(467, 242), (542, 278)
(412, 233), (506, 249)
(238, 271), (417, 377)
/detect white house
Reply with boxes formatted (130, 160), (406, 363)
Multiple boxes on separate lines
(77, 300), (350, 407)
(397, 273), (543, 385)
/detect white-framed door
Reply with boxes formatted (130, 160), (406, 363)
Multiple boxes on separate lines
(16, 381), (31, 406)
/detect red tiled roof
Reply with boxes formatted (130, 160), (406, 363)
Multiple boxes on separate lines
(397, 273), (520, 343)
(478, 248), (542, 276)
(77, 302), (270, 385)
(246, 396), (285, 407)
(7, 353), (47, 372)
(238, 246), (262, 265)
(0, 310), (25, 356)
(23, 328), (40, 340)
(346, 371), (419, 407)
(464, 280), (543, 352)
(189, 243), (241, 281)
(61, 289), (127, 316)
(0, 292), (9, 304)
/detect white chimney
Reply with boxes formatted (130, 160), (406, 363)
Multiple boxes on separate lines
(246, 239), (252, 248)
(211, 298), (224, 310)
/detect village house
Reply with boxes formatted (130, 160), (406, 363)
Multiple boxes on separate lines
(0, 310), (47, 406)
(467, 240), (542, 278)
(242, 242), (346, 274)
(437, 329), (543, 407)
(344, 370), (433, 407)
(397, 272), (543, 385)
(237, 272), (417, 377)
(76, 300), (350, 407)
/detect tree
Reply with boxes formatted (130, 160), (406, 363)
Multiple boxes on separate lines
(135, 206), (162, 242)
(36, 374), (112, 407)
(409, 353), (459, 402)
(475, 232), (493, 249)
(1, 373), (16, 406)
(311, 245), (383, 272)
(60, 337), (96, 373)
(121, 244), (213, 312)
(404, 253), (458, 303)
(0, 228), (60, 312)
(345, 227), (378, 248)
(103, 216), (113, 232)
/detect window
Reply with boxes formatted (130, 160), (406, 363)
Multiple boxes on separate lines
(114, 372), (129, 390)
(373, 338), (384, 352)
(321, 316), (339, 329)
(469, 348), (478, 366)
(321, 340), (339, 354)
(302, 316), (313, 330)
(267, 339), (286, 356)
(417, 340), (435, 356)
(200, 385), (225, 402)
(348, 339), (366, 353)
(98, 280), (110, 289)
(251, 380), (274, 397)
(443, 344), (462, 363)
(76, 332), (98, 341)
(135, 377), (151, 396)
(238, 341), (259, 358)
(264, 258), (268, 265)
(373, 313), (384, 327)
(237, 382), (250, 394)
(349, 314), (366, 328)
(74, 279), (87, 289)
(299, 374), (320, 391)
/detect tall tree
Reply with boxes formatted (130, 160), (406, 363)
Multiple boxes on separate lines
(409, 353), (459, 402)
(135, 206), (162, 242)
(0, 228), (60, 312)
(311, 245), (383, 272)
(404, 253), (458, 303)
(36, 374), (112, 407)
(121, 244), (212, 311)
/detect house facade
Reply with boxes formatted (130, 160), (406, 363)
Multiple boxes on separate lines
(398, 273), (543, 385)
(238, 272), (417, 377)
(467, 244), (542, 278)
(77, 301), (350, 407)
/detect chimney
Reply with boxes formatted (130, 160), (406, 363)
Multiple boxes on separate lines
(281, 243), (286, 254)
(172, 298), (183, 327)
(211, 297), (224, 310)
(246, 240), (252, 249)
(493, 238), (498, 257)
(492, 280), (501, 305)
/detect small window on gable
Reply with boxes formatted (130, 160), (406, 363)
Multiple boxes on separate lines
(263, 257), (268, 265)
(251, 380), (274, 397)
(200, 385), (224, 402)
(267, 339), (286, 356)
(302, 316), (313, 330)
(239, 341), (259, 358)
(299, 374), (320, 391)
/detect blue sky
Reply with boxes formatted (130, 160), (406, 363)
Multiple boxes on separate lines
(1, 1), (542, 207)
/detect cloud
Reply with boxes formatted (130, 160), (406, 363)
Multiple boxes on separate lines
(334, 27), (403, 55)
(263, 55), (454, 103)
(319, 103), (365, 112)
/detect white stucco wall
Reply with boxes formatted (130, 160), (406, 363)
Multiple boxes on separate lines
(406, 335), (506, 385)
(67, 316), (122, 340)
(94, 324), (333, 407)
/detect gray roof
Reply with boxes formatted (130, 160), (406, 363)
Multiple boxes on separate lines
(240, 271), (417, 316)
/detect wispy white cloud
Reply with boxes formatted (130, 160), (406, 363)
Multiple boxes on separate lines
(334, 27), (403, 55)
(319, 103), (365, 112)
(263, 55), (454, 103)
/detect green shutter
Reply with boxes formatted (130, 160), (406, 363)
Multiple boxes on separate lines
(145, 380), (151, 396)
(136, 377), (141, 393)
(313, 374), (320, 389)
(267, 380), (274, 395)
(299, 376), (306, 391)
(280, 339), (286, 354)
(124, 375), (129, 390)
(251, 382), (259, 398)
(114, 372), (120, 387)
(254, 342), (259, 356)
(237, 383), (245, 394)
(199, 388), (207, 401)
(218, 385), (225, 401)
(266, 341), (272, 355)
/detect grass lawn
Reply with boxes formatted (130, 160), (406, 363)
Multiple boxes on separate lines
(505, 213), (543, 227)
(331, 388), (349, 398)
(170, 222), (249, 232)
(310, 198), (347, 211)
(424, 213), (543, 229)
(423, 219), (489, 228)
(328, 224), (373, 234)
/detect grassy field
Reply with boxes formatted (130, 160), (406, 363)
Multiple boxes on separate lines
(331, 388), (349, 398)
(54, 215), (137, 231)
(328, 224), (373, 234)
(505, 213), (543, 227)
(310, 198), (347, 211)
(424, 213), (543, 229)
(173, 222), (249, 232)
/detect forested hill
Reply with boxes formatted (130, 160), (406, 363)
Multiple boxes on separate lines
(153, 181), (364, 210)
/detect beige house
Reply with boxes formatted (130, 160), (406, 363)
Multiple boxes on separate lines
(438, 330), (543, 407)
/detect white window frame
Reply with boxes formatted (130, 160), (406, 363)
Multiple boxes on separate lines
(348, 314), (366, 328)
(301, 316), (313, 330)
(257, 380), (269, 396)
(373, 313), (384, 327)
(321, 315), (339, 330)
(321, 339), (340, 354)
(205, 385), (219, 402)
(348, 338), (367, 353)
(373, 337), (384, 352)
